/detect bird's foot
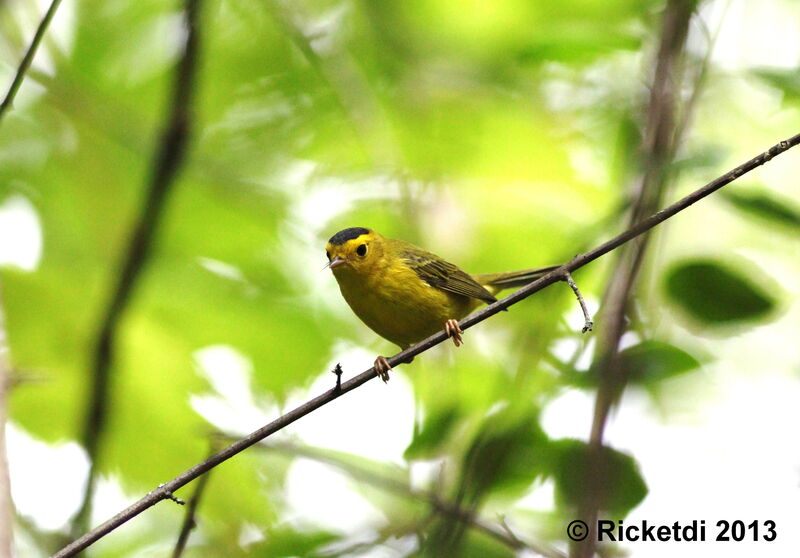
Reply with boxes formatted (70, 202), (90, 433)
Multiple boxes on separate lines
(374, 356), (392, 382)
(444, 319), (463, 347)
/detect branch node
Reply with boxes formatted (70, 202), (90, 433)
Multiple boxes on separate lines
(497, 514), (523, 546)
(561, 272), (593, 333)
(331, 363), (343, 392)
(158, 484), (185, 506)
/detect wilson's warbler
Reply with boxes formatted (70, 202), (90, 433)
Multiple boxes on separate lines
(325, 227), (557, 381)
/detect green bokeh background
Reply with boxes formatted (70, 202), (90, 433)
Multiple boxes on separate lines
(1, 0), (799, 556)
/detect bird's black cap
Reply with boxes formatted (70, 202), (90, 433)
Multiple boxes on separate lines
(328, 227), (370, 245)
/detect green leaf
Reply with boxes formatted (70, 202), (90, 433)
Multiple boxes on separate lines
(422, 509), (517, 558)
(516, 29), (641, 65)
(567, 341), (702, 389)
(246, 527), (338, 558)
(753, 68), (800, 103)
(721, 189), (800, 231)
(404, 404), (462, 460)
(550, 439), (647, 516)
(617, 341), (702, 385)
(664, 259), (777, 325)
(453, 529), (517, 558)
(196, 452), (280, 548)
(459, 407), (550, 502)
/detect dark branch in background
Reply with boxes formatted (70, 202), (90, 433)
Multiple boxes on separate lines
(172, 445), (215, 558)
(672, 4), (727, 155)
(0, 287), (14, 558)
(259, 441), (565, 558)
(69, 0), (203, 537)
(0, 0), (63, 125)
(53, 133), (800, 558)
(574, 2), (696, 557)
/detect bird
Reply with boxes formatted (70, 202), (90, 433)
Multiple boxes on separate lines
(325, 227), (558, 382)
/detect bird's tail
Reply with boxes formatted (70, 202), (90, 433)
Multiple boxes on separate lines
(476, 265), (561, 296)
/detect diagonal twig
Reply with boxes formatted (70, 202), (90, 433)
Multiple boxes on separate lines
(0, 0), (63, 124)
(69, 0), (204, 537)
(52, 132), (800, 558)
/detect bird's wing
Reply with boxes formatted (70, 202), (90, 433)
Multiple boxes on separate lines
(401, 249), (497, 304)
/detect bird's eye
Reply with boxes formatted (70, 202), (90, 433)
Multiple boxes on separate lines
(356, 244), (367, 256)
(326, 250), (331, 261)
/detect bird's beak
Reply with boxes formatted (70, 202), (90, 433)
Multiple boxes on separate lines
(327, 256), (347, 270)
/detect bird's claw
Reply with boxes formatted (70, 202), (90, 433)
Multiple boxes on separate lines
(374, 356), (392, 382)
(444, 319), (463, 347)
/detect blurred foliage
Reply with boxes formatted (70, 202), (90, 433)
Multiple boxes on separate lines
(720, 187), (800, 232)
(1, 0), (799, 556)
(567, 340), (702, 391)
(245, 527), (339, 558)
(753, 68), (800, 105)
(664, 259), (778, 326)
(550, 439), (647, 516)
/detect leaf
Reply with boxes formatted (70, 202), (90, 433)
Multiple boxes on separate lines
(422, 503), (518, 558)
(617, 341), (702, 385)
(516, 29), (641, 65)
(453, 530), (517, 558)
(246, 527), (338, 558)
(404, 404), (462, 460)
(753, 68), (800, 103)
(567, 341), (702, 389)
(550, 439), (647, 516)
(664, 259), (777, 325)
(459, 407), (550, 502)
(721, 189), (800, 231)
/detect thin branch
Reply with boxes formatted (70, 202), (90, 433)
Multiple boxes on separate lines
(0, 286), (14, 558)
(672, 1), (729, 152)
(0, 0), (63, 124)
(562, 272), (593, 333)
(172, 448), (214, 558)
(260, 441), (565, 558)
(70, 0), (203, 536)
(574, 2), (696, 557)
(498, 514), (525, 548)
(52, 132), (800, 558)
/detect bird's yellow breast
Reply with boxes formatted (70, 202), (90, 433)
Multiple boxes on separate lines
(333, 255), (475, 348)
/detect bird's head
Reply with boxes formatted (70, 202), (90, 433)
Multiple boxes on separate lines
(325, 227), (386, 277)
